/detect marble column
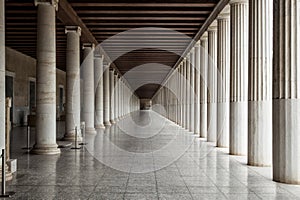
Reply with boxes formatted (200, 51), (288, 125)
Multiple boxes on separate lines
(248, 0), (272, 166)
(229, 0), (248, 155)
(82, 43), (96, 134)
(182, 61), (187, 128)
(189, 49), (195, 132)
(0, 0), (5, 151)
(194, 42), (201, 135)
(186, 55), (191, 130)
(207, 22), (217, 143)
(94, 54), (105, 129)
(31, 0), (60, 154)
(273, 0), (300, 184)
(109, 69), (116, 124)
(200, 33), (208, 138)
(103, 64), (111, 126)
(64, 26), (82, 141)
(217, 8), (230, 148)
(114, 74), (119, 122)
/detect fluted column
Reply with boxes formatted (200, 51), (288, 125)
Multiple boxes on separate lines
(189, 49), (195, 132)
(207, 22), (217, 143)
(248, 0), (272, 166)
(200, 33), (208, 138)
(31, 0), (60, 154)
(64, 26), (82, 141)
(94, 54), (105, 129)
(182, 60), (187, 128)
(114, 74), (119, 121)
(82, 43), (96, 134)
(109, 69), (116, 124)
(273, 0), (300, 184)
(0, 0), (5, 151)
(217, 9), (230, 148)
(229, 0), (248, 155)
(194, 41), (201, 135)
(103, 64), (111, 126)
(185, 56), (190, 130)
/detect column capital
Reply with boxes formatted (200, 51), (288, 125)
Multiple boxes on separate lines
(200, 32), (208, 41)
(217, 5), (230, 20)
(34, 0), (59, 10)
(229, 0), (248, 5)
(207, 20), (218, 32)
(195, 40), (201, 46)
(82, 43), (95, 50)
(94, 53), (104, 60)
(65, 26), (81, 36)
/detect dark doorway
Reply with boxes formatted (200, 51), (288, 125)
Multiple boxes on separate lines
(29, 80), (36, 114)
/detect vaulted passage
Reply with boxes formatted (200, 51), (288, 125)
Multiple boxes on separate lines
(1, 0), (300, 199)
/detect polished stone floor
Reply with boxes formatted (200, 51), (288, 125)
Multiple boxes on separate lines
(6, 111), (300, 200)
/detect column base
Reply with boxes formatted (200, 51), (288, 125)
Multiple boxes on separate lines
(0, 164), (13, 182)
(110, 119), (116, 124)
(95, 124), (105, 130)
(104, 121), (111, 127)
(30, 144), (61, 155)
(63, 135), (82, 142)
(85, 127), (97, 134)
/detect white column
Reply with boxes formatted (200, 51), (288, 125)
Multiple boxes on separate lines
(229, 0), (248, 155)
(103, 64), (111, 126)
(109, 69), (115, 124)
(181, 62), (186, 128)
(189, 49), (195, 132)
(207, 22), (217, 143)
(0, 0), (4, 151)
(31, 0), (60, 154)
(114, 74), (119, 122)
(94, 54), (105, 129)
(64, 26), (82, 141)
(217, 9), (230, 148)
(200, 33), (208, 138)
(273, 0), (300, 184)
(186, 55), (190, 130)
(82, 43), (96, 134)
(194, 42), (201, 135)
(248, 0), (272, 166)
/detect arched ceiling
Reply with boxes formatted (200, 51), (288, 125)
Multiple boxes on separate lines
(5, 0), (226, 99)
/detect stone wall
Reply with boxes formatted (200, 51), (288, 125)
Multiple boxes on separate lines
(5, 47), (66, 126)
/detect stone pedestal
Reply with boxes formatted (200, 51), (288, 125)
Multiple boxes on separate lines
(31, 0), (60, 155)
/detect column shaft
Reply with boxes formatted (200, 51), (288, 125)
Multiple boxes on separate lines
(248, 0), (272, 166)
(94, 54), (105, 129)
(0, 0), (4, 150)
(200, 33), (208, 138)
(217, 12), (230, 147)
(273, 0), (300, 184)
(190, 49), (195, 132)
(110, 69), (115, 124)
(207, 24), (217, 143)
(82, 44), (96, 134)
(103, 66), (111, 126)
(194, 42), (201, 135)
(230, 0), (249, 155)
(64, 26), (82, 141)
(31, 1), (60, 154)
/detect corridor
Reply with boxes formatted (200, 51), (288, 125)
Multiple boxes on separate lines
(7, 111), (300, 200)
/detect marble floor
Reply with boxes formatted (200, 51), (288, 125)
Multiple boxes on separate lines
(6, 111), (300, 200)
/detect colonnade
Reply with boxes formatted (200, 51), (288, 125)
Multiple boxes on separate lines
(0, 0), (140, 156)
(153, 0), (300, 184)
